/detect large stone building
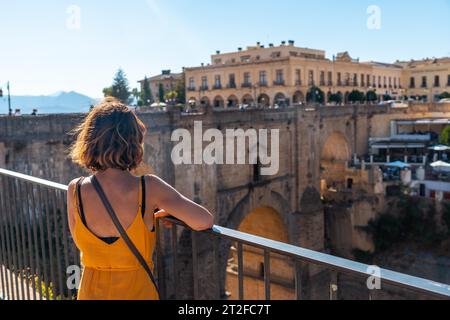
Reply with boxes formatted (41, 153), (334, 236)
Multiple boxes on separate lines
(138, 70), (183, 103)
(184, 41), (450, 108)
(398, 57), (450, 102)
(184, 41), (404, 108)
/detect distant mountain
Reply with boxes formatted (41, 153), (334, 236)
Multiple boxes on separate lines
(0, 91), (98, 115)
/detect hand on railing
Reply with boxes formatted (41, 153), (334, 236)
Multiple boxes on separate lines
(154, 210), (175, 229)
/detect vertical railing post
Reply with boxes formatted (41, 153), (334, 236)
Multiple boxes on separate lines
(170, 225), (178, 300)
(23, 181), (37, 300)
(264, 250), (271, 301)
(330, 271), (339, 300)
(16, 180), (30, 300)
(0, 176), (10, 299)
(155, 218), (166, 300)
(237, 242), (244, 300)
(191, 231), (199, 300)
(213, 236), (221, 300)
(2, 176), (15, 300)
(294, 260), (303, 300)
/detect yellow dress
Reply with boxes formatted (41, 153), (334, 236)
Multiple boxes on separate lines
(72, 177), (159, 300)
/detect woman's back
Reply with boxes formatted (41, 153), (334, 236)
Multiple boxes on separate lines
(71, 174), (159, 300)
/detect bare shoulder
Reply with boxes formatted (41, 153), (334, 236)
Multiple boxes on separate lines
(144, 174), (169, 189)
(67, 177), (84, 194)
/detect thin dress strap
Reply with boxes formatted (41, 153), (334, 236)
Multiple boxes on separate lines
(141, 176), (155, 233)
(75, 177), (88, 227)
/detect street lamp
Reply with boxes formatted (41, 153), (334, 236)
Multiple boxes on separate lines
(0, 81), (12, 116)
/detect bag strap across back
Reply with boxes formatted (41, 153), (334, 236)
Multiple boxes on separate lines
(90, 175), (159, 294)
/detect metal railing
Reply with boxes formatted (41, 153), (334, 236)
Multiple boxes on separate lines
(1, 168), (450, 300)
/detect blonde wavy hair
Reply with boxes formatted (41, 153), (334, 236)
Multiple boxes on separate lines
(69, 97), (147, 172)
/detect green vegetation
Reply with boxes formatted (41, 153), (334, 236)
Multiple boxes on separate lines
(348, 90), (365, 103)
(141, 76), (154, 106)
(328, 92), (343, 104)
(306, 86), (325, 104)
(175, 74), (186, 104)
(439, 125), (450, 145)
(366, 90), (378, 102)
(439, 91), (450, 100)
(103, 69), (131, 104)
(363, 196), (448, 254)
(158, 83), (165, 103)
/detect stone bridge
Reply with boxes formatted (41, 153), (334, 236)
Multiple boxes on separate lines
(1, 103), (449, 299)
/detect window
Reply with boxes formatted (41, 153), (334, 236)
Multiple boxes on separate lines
(410, 77), (415, 88)
(383, 76), (387, 88)
(259, 71), (267, 86)
(275, 69), (284, 84)
(320, 71), (325, 86)
(228, 74), (236, 88)
(353, 73), (358, 86)
(295, 69), (302, 85)
(308, 70), (315, 86)
(361, 74), (365, 87)
(394, 77), (397, 88)
(241, 55), (251, 63)
(434, 75), (440, 87)
(421, 76), (427, 88)
(188, 77), (195, 90)
(243, 72), (251, 86)
(271, 51), (281, 58)
(389, 77), (392, 88)
(328, 71), (333, 86)
(337, 72), (342, 86)
(214, 75), (221, 89)
(378, 76), (381, 88)
(201, 76), (208, 90)
(447, 75), (450, 86)
(373, 75), (376, 87)
(345, 73), (350, 86)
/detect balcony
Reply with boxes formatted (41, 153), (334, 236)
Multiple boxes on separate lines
(187, 87), (196, 92)
(295, 80), (302, 86)
(258, 82), (268, 87)
(227, 83), (237, 89)
(241, 82), (252, 89)
(200, 85), (209, 91)
(213, 84), (222, 90)
(0, 168), (449, 300)
(273, 80), (285, 86)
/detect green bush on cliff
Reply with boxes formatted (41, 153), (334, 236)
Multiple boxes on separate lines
(364, 196), (448, 253)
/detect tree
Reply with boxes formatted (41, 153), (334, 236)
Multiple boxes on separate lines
(348, 90), (365, 103)
(104, 69), (131, 104)
(131, 88), (141, 106)
(175, 74), (186, 104)
(440, 126), (450, 145)
(383, 94), (393, 101)
(158, 83), (165, 103)
(439, 92), (450, 100)
(306, 86), (325, 104)
(165, 90), (178, 105)
(328, 93), (342, 105)
(366, 90), (378, 103)
(141, 76), (154, 106)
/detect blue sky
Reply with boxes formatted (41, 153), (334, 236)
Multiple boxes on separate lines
(0, 0), (449, 98)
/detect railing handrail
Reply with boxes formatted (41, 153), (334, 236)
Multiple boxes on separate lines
(1, 168), (450, 299)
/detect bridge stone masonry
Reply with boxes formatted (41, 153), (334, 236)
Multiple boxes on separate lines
(1, 102), (449, 299)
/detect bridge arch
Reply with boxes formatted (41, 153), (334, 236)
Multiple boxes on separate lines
(320, 131), (352, 198)
(213, 95), (225, 108)
(224, 190), (294, 300)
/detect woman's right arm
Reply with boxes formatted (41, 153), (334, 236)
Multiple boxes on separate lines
(146, 175), (214, 231)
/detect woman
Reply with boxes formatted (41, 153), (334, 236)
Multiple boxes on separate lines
(66, 97), (214, 300)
